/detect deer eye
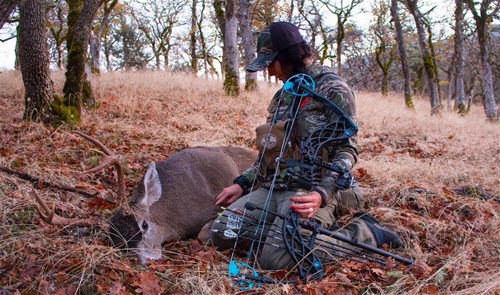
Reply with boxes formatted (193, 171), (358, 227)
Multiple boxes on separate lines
(142, 220), (148, 231)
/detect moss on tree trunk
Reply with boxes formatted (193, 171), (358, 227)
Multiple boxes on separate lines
(224, 69), (240, 97)
(50, 94), (80, 124)
(60, 0), (101, 124)
(245, 79), (257, 92)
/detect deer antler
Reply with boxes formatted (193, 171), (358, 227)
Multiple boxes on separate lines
(32, 189), (93, 226)
(72, 131), (131, 214)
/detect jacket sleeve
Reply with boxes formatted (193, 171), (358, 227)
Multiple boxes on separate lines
(314, 76), (359, 205)
(233, 153), (261, 193)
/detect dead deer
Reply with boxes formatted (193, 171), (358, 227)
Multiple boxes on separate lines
(34, 131), (257, 263)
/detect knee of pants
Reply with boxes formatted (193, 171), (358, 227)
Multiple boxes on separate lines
(336, 186), (366, 216)
(259, 245), (294, 270)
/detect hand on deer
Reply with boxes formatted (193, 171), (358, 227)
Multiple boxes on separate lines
(215, 184), (244, 206)
(290, 191), (322, 218)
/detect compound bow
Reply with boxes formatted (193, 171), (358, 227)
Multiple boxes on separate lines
(223, 73), (412, 290)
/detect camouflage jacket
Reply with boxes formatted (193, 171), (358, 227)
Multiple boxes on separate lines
(237, 64), (358, 204)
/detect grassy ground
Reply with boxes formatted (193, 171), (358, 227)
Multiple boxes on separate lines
(0, 70), (499, 294)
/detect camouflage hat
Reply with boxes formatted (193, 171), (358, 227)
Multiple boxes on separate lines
(246, 22), (304, 72)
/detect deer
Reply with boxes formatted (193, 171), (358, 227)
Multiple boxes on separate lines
(33, 131), (257, 264)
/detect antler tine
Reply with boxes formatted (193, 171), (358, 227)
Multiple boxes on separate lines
(72, 131), (114, 156)
(33, 188), (55, 223)
(32, 189), (93, 226)
(72, 131), (126, 200)
(72, 131), (132, 215)
(83, 152), (119, 174)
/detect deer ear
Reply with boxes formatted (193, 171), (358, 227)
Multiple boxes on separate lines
(141, 162), (162, 207)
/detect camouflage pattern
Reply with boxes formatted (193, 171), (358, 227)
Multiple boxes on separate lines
(246, 27), (278, 72)
(239, 64), (359, 205)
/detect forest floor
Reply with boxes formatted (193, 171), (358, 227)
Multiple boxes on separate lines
(0, 70), (499, 295)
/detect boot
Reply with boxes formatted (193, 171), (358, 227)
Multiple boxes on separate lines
(354, 212), (402, 249)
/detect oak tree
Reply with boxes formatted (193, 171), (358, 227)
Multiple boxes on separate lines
(18, 0), (55, 123)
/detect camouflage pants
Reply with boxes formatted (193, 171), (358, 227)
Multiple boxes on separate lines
(210, 183), (374, 270)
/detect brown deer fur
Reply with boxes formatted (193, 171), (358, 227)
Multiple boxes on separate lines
(108, 146), (257, 263)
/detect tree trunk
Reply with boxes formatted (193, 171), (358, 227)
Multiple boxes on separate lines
(238, 0), (257, 91)
(390, 0), (414, 109)
(14, 24), (20, 70)
(375, 46), (394, 96)
(90, 0), (118, 73)
(464, 0), (499, 121)
(196, 0), (217, 78)
(297, 1), (319, 61)
(61, 0), (101, 122)
(403, 0), (441, 115)
(48, 2), (66, 71)
(319, 0), (362, 75)
(335, 16), (344, 76)
(454, 0), (466, 115)
(424, 20), (442, 102)
(18, 0), (55, 123)
(446, 66), (454, 112)
(476, 25), (497, 120)
(89, 30), (101, 73)
(190, 0), (198, 74)
(223, 0), (239, 96)
(213, 0), (226, 77)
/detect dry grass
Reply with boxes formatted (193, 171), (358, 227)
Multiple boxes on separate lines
(0, 70), (499, 294)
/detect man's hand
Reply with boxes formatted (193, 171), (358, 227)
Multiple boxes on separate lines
(215, 184), (244, 206)
(290, 191), (323, 218)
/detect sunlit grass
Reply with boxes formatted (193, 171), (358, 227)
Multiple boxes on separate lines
(0, 70), (499, 294)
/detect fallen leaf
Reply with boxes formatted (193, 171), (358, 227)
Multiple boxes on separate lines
(385, 257), (396, 270)
(108, 281), (129, 295)
(134, 271), (163, 294)
(421, 283), (440, 294)
(88, 196), (116, 210)
(409, 261), (433, 278)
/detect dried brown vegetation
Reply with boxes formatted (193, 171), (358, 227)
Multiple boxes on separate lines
(0, 70), (499, 295)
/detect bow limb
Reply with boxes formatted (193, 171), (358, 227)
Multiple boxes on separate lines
(282, 208), (324, 282)
(228, 260), (261, 290)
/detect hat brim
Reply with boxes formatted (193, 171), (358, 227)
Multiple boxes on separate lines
(246, 52), (278, 72)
